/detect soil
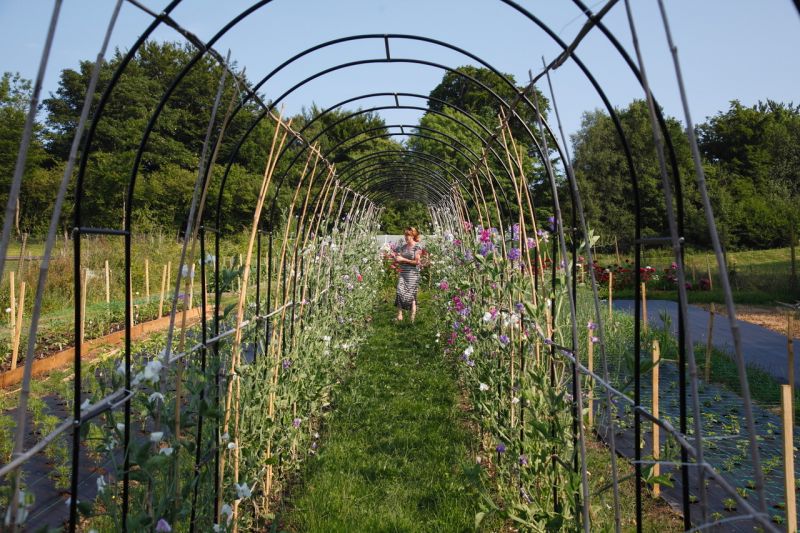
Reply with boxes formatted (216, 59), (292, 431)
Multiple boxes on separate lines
(694, 303), (799, 338)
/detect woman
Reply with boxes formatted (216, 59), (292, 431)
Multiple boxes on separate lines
(394, 226), (423, 322)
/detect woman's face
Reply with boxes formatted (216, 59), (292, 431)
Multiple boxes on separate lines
(404, 233), (414, 246)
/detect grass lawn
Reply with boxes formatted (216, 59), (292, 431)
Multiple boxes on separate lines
(279, 291), (491, 532)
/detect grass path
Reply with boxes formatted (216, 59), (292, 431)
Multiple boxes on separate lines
(281, 292), (481, 532)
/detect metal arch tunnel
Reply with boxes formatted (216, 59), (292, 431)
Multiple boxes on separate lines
(0, 1), (781, 532)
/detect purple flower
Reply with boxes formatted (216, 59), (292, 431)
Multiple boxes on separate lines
(458, 306), (471, 317)
(548, 216), (556, 229)
(499, 334), (510, 346)
(292, 418), (301, 428)
(515, 302), (525, 314)
(507, 247), (521, 262)
(438, 280), (449, 291)
(155, 519), (172, 532)
(544, 338), (554, 346)
(479, 228), (493, 243)
(591, 336), (600, 344)
(478, 242), (494, 256)
(511, 223), (520, 241)
(311, 441), (318, 449)
(519, 454), (529, 466)
(463, 249), (473, 262)
(527, 237), (537, 249)
(452, 321), (461, 331)
(587, 321), (597, 330)
(466, 359), (475, 367)
(496, 443), (506, 454)
(282, 359), (293, 370)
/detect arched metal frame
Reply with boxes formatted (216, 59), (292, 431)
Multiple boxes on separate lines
(0, 1), (774, 532)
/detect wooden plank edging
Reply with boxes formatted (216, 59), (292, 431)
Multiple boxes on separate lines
(0, 306), (210, 388)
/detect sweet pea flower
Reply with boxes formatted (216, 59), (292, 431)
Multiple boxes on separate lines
(150, 432), (164, 443)
(235, 482), (252, 499)
(499, 334), (510, 346)
(155, 519), (172, 532)
(496, 443), (506, 454)
(143, 359), (163, 383)
(292, 418), (302, 428)
(479, 383), (489, 392)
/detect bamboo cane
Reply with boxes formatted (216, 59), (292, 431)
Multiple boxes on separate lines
(782, 384), (797, 532)
(145, 258), (150, 302)
(10, 282), (25, 371)
(652, 340), (661, 497)
(641, 282), (648, 333)
(158, 264), (167, 318)
(80, 268), (88, 347)
(104, 259), (110, 304)
(704, 303), (715, 382)
(587, 328), (594, 428)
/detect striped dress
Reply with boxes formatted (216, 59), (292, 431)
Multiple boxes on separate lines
(394, 243), (421, 310)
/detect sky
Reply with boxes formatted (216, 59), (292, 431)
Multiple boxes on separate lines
(0, 0), (798, 144)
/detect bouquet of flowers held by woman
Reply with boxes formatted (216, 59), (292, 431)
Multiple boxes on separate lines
(417, 248), (431, 270)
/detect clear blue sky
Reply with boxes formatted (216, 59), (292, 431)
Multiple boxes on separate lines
(1, 0), (798, 142)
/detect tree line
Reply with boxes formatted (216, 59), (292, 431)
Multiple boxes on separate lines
(1, 43), (797, 251)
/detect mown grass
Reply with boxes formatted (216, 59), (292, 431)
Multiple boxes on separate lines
(280, 291), (490, 532)
(596, 246), (800, 304)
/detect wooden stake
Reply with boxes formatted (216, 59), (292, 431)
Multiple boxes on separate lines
(587, 328), (594, 428)
(80, 269), (88, 347)
(652, 339), (661, 497)
(166, 261), (172, 299)
(641, 282), (648, 333)
(17, 233), (28, 276)
(9, 272), (16, 332)
(614, 235), (621, 265)
(706, 255), (713, 291)
(188, 264), (194, 310)
(104, 260), (111, 303)
(704, 303), (715, 382)
(789, 312), (795, 418)
(11, 282), (25, 370)
(158, 264), (167, 318)
(608, 271), (613, 321)
(145, 258), (150, 302)
(781, 384), (797, 532)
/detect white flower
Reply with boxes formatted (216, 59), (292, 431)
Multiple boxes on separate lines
(313, 432), (320, 439)
(322, 335), (331, 343)
(463, 345), (474, 357)
(221, 432), (230, 443)
(4, 308), (10, 313)
(220, 503), (233, 525)
(479, 383), (489, 392)
(482, 312), (494, 323)
(131, 372), (144, 387)
(159, 447), (174, 456)
(116, 423), (125, 432)
(143, 360), (163, 383)
(227, 442), (237, 450)
(148, 392), (164, 404)
(235, 482), (251, 499)
(96, 476), (107, 494)
(116, 361), (126, 376)
(181, 264), (194, 278)
(80, 399), (92, 411)
(150, 431), (164, 443)
(213, 525), (222, 533)
(511, 397), (520, 405)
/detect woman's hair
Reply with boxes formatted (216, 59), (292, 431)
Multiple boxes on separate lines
(404, 226), (421, 242)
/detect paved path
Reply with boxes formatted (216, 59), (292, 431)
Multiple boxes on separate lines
(613, 299), (798, 386)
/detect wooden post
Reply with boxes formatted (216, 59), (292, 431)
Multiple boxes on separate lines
(188, 264), (195, 310)
(641, 282), (648, 333)
(9, 272), (16, 331)
(789, 313), (795, 418)
(158, 263), (167, 318)
(17, 233), (28, 275)
(80, 269), (88, 347)
(706, 255), (713, 291)
(145, 258), (150, 302)
(652, 340), (661, 496)
(704, 303), (715, 382)
(166, 261), (172, 298)
(104, 260), (111, 303)
(10, 282), (25, 370)
(614, 235), (621, 265)
(781, 384), (797, 532)
(587, 327), (594, 428)
(608, 270), (613, 321)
